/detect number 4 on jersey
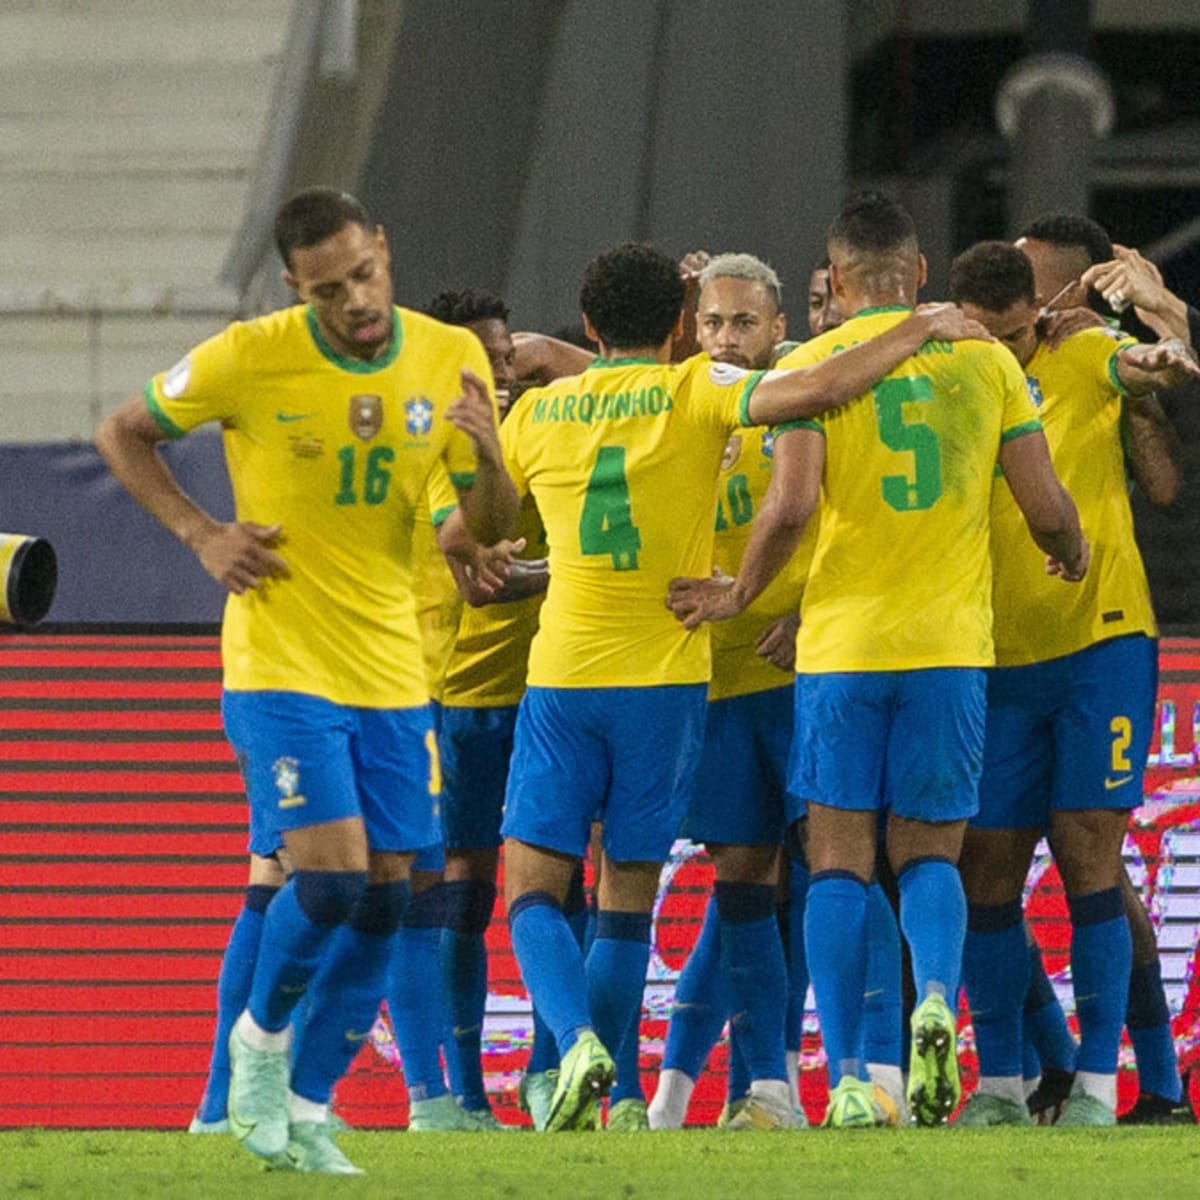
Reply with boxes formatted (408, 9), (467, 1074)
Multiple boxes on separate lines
(580, 445), (642, 570)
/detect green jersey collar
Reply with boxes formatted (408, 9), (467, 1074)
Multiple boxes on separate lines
(306, 305), (402, 372)
(588, 355), (661, 368)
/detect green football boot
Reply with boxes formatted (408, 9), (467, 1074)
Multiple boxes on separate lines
(285, 1121), (364, 1175)
(545, 1031), (614, 1132)
(606, 1098), (650, 1131)
(518, 1069), (558, 1132)
(954, 1091), (1034, 1127)
(906, 994), (961, 1126)
(227, 1027), (291, 1161)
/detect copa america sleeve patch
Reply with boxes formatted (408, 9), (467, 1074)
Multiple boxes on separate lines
(707, 362), (749, 387)
(161, 356), (193, 399)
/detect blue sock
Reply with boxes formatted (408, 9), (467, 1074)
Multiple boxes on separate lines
(1024, 940), (1077, 1072)
(1067, 888), (1131, 1076)
(805, 872), (869, 1085)
(862, 881), (903, 1069)
(586, 910), (651, 1097)
(717, 881), (787, 1083)
(610, 998), (645, 1105)
(897, 857), (966, 1001)
(526, 873), (587, 1074)
(388, 885), (450, 1103)
(248, 870), (367, 1032)
(196, 883), (278, 1121)
(292, 881), (408, 1104)
(439, 880), (496, 1111)
(661, 896), (730, 1078)
(1127, 959), (1181, 1101)
(785, 855), (810, 1052)
(510, 892), (592, 1056)
(961, 899), (1028, 1078)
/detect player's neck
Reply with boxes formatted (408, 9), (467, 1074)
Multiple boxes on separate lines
(597, 337), (672, 364)
(841, 289), (915, 318)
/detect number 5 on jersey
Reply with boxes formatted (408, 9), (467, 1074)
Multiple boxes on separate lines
(580, 445), (642, 570)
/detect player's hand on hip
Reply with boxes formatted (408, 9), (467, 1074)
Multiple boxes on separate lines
(190, 521), (288, 595)
(667, 569), (740, 629)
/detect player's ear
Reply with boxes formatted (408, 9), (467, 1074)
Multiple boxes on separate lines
(917, 253), (928, 290)
(282, 268), (299, 296)
(373, 225), (391, 267)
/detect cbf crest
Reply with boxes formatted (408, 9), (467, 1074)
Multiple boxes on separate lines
(349, 394), (383, 440)
(272, 756), (306, 810)
(405, 396), (434, 437)
(1024, 375), (1044, 409)
(761, 430), (775, 458)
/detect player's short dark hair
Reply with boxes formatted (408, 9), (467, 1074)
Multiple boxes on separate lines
(1019, 213), (1113, 265)
(274, 187), (372, 270)
(826, 191), (918, 257)
(948, 241), (1037, 311)
(580, 243), (684, 350)
(425, 290), (510, 327)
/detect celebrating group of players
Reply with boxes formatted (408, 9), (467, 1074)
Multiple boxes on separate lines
(95, 185), (1200, 1175)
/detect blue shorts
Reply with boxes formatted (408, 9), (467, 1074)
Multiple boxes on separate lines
(787, 668), (986, 823)
(222, 690), (441, 857)
(502, 684), (707, 863)
(439, 703), (519, 851)
(975, 635), (1157, 831)
(679, 686), (791, 846)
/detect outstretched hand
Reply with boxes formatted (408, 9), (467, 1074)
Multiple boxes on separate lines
(666, 569), (741, 630)
(1118, 338), (1200, 379)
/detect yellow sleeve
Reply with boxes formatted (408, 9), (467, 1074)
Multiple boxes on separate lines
(145, 322), (243, 437)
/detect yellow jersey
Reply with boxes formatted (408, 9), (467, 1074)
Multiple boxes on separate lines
(146, 304), (489, 707)
(442, 493), (548, 708)
(412, 465), (463, 704)
(500, 354), (760, 688)
(708, 425), (812, 700)
(778, 307), (1041, 673)
(991, 326), (1156, 665)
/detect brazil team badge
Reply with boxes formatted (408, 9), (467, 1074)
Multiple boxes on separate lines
(404, 396), (434, 437)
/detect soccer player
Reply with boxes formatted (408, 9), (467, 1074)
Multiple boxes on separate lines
(806, 258), (843, 339)
(386, 291), (528, 1133)
(948, 237), (1198, 1127)
(498, 238), (994, 1132)
(667, 192), (1088, 1130)
(649, 251), (807, 1131)
(420, 290), (557, 1128)
(95, 187), (517, 1174)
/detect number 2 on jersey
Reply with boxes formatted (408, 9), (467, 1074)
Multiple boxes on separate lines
(580, 445), (642, 570)
(872, 376), (942, 512)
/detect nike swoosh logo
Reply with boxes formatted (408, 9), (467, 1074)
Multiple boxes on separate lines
(276, 411), (317, 423)
(1104, 775), (1133, 790)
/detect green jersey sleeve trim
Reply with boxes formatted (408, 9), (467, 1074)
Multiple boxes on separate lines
(1000, 418), (1043, 444)
(737, 370), (767, 426)
(431, 505), (457, 528)
(774, 418), (823, 437)
(143, 382), (186, 439)
(305, 305), (403, 372)
(1106, 346), (1132, 397)
(450, 471), (476, 489)
(851, 304), (912, 318)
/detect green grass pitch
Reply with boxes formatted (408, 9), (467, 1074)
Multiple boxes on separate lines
(2, 1127), (1199, 1199)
